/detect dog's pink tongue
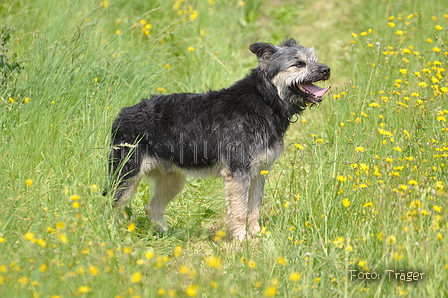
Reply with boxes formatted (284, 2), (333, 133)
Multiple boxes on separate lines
(303, 84), (331, 97)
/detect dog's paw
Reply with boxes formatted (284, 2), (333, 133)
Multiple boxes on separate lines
(232, 228), (247, 241)
(248, 222), (261, 236)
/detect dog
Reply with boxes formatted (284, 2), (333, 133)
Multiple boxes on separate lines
(105, 38), (330, 240)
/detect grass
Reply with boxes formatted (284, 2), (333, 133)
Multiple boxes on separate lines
(0, 0), (447, 297)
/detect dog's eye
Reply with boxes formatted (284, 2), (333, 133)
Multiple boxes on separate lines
(292, 61), (306, 68)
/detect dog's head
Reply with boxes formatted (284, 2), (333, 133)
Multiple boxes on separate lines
(250, 38), (331, 109)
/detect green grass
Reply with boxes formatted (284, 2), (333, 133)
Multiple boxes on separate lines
(0, 0), (447, 297)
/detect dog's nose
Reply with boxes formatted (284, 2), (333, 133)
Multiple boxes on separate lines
(320, 65), (331, 76)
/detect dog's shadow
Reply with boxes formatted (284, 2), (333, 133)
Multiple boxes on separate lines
(123, 205), (226, 242)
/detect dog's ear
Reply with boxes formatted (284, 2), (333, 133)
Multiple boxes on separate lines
(280, 38), (298, 47)
(249, 42), (278, 61)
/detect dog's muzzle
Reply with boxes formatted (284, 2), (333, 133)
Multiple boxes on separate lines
(295, 65), (331, 104)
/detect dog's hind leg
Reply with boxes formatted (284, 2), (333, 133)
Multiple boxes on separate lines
(247, 175), (265, 236)
(224, 171), (251, 241)
(145, 171), (186, 232)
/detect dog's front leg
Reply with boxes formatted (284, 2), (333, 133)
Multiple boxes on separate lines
(224, 172), (250, 241)
(247, 175), (264, 236)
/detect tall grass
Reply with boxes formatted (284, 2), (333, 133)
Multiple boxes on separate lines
(0, 0), (447, 297)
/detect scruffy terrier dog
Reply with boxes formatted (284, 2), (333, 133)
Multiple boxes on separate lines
(106, 38), (330, 240)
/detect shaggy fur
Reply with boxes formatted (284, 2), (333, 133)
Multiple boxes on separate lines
(105, 38), (331, 240)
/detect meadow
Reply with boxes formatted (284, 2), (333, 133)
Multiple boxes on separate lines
(0, 0), (447, 297)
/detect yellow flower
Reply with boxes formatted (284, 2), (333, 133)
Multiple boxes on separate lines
(289, 272), (301, 282)
(115, 30), (121, 35)
(190, 11), (198, 21)
(247, 260), (256, 268)
(185, 284), (199, 297)
(333, 237), (345, 248)
(433, 205), (442, 213)
(55, 222), (65, 230)
(337, 175), (347, 182)
(131, 272), (142, 283)
(399, 69), (408, 74)
(387, 22), (396, 27)
(179, 265), (190, 275)
(408, 180), (418, 185)
(342, 198), (350, 207)
(18, 276), (29, 285)
(90, 184), (99, 192)
(294, 143), (304, 150)
(25, 179), (33, 187)
(363, 202), (373, 208)
(127, 222), (136, 232)
(8, 97), (14, 103)
(355, 146), (365, 152)
(76, 286), (91, 295)
(58, 234), (68, 244)
(260, 170), (269, 175)
(386, 235), (396, 244)
(205, 256), (222, 269)
(70, 194), (81, 201)
(145, 250), (154, 260)
(394, 252), (404, 261)
(264, 286), (277, 297)
(432, 47), (441, 53)
(174, 245), (182, 257)
(100, 0), (109, 8)
(378, 128), (393, 136)
(188, 46), (195, 52)
(89, 266), (99, 276)
(276, 257), (287, 266)
(435, 25), (443, 30)
(24, 97), (30, 104)
(369, 102), (380, 107)
(396, 30), (404, 35)
(418, 82), (428, 87)
(213, 230), (226, 241)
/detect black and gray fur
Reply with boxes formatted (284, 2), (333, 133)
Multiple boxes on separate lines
(106, 38), (331, 240)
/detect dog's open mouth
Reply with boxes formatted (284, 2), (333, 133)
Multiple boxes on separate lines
(295, 83), (331, 104)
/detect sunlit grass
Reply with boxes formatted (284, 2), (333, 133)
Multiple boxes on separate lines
(0, 0), (447, 297)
